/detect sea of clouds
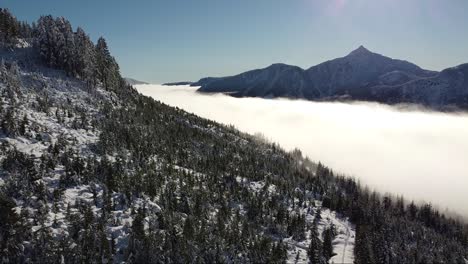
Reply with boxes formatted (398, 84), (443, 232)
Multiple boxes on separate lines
(137, 84), (468, 218)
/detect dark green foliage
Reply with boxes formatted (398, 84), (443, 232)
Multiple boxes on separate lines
(95, 37), (120, 90)
(322, 225), (335, 261)
(308, 215), (325, 264)
(34, 15), (123, 90)
(0, 8), (27, 45)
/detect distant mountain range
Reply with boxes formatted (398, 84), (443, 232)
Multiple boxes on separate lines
(163, 81), (193, 86)
(124, 77), (148, 85)
(188, 46), (468, 110)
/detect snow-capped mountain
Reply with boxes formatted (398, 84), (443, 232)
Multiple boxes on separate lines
(303, 46), (435, 97)
(370, 63), (468, 108)
(197, 63), (309, 98)
(194, 46), (468, 110)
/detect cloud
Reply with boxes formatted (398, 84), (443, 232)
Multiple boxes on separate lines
(137, 84), (468, 218)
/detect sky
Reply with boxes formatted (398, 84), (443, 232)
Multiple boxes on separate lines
(3, 0), (468, 83)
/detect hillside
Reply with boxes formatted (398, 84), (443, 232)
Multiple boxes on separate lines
(1, 8), (467, 263)
(194, 46), (468, 110)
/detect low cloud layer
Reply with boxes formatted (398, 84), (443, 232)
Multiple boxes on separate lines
(137, 84), (468, 218)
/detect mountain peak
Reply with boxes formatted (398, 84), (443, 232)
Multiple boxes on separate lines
(349, 45), (372, 56)
(269, 63), (289, 68)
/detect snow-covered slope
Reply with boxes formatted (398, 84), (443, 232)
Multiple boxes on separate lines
(304, 46), (435, 97)
(1, 45), (355, 263)
(0, 49), (143, 261)
(198, 63), (309, 98)
(285, 206), (355, 264)
(371, 63), (468, 109)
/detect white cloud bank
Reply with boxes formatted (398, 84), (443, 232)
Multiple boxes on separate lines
(136, 84), (468, 218)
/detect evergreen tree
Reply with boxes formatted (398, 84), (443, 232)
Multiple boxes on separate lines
(183, 216), (195, 240)
(308, 216), (325, 264)
(74, 27), (96, 86)
(322, 226), (335, 261)
(95, 37), (120, 90)
(0, 8), (20, 44)
(55, 17), (76, 75)
(36, 15), (60, 67)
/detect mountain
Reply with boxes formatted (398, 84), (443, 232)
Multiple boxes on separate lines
(197, 63), (309, 98)
(1, 9), (468, 264)
(194, 46), (468, 110)
(303, 46), (435, 97)
(163, 81), (193, 86)
(370, 63), (468, 109)
(124, 77), (148, 85)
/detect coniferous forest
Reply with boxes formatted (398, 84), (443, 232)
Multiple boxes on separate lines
(0, 8), (467, 263)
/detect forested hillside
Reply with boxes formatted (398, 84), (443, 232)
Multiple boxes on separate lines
(0, 8), (467, 263)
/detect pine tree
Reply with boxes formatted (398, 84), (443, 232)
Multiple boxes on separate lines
(0, 194), (21, 262)
(95, 37), (116, 90)
(55, 17), (76, 75)
(132, 208), (146, 241)
(183, 216), (194, 240)
(1, 108), (17, 136)
(0, 8), (20, 44)
(74, 27), (96, 86)
(36, 15), (60, 67)
(308, 216), (325, 264)
(322, 226), (335, 261)
(19, 114), (27, 136)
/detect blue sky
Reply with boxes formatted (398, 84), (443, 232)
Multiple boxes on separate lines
(3, 0), (468, 83)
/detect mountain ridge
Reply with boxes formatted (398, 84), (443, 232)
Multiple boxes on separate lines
(124, 77), (148, 85)
(192, 46), (467, 110)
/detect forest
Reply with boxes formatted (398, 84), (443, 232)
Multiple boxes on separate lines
(0, 8), (467, 263)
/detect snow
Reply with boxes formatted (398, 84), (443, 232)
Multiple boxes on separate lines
(3, 136), (48, 157)
(15, 38), (31, 49)
(0, 52), (358, 263)
(63, 185), (98, 204)
(173, 165), (205, 178)
(232, 177), (355, 263)
(235, 177), (277, 194)
(285, 206), (355, 264)
(0, 66), (101, 161)
(285, 236), (310, 264)
(320, 209), (355, 264)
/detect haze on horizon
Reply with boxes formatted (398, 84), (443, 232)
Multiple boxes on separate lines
(3, 0), (468, 83)
(137, 84), (468, 219)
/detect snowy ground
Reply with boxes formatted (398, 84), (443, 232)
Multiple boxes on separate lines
(285, 207), (355, 264)
(1, 61), (356, 263)
(232, 177), (355, 264)
(0, 64), (141, 259)
(323, 209), (355, 264)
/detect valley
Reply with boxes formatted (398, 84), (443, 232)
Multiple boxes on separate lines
(138, 84), (468, 218)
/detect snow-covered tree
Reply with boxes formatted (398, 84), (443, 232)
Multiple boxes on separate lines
(74, 27), (96, 87)
(55, 17), (76, 75)
(36, 15), (59, 67)
(95, 37), (120, 90)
